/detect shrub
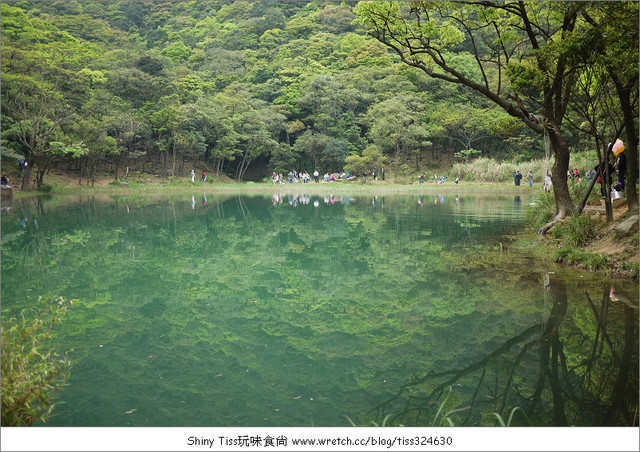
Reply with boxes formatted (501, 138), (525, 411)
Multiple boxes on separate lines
(553, 247), (609, 271)
(1, 297), (73, 426)
(552, 214), (597, 247)
(37, 184), (53, 193)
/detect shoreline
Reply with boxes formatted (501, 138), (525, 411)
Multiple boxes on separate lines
(13, 179), (540, 197)
(6, 178), (638, 281)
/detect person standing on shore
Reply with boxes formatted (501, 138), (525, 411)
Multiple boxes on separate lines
(616, 150), (627, 191)
(190, 169), (195, 183)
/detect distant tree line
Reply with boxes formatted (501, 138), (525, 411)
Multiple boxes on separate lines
(1, 1), (637, 216)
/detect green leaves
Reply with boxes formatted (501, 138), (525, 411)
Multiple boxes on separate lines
(1, 297), (73, 426)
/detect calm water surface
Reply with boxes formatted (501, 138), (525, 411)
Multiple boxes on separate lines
(1, 191), (637, 426)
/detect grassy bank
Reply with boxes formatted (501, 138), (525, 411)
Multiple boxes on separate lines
(514, 184), (638, 279)
(12, 169), (539, 197)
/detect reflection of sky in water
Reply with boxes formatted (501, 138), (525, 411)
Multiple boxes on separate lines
(1, 194), (636, 427)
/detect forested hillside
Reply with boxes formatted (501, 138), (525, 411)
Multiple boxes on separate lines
(0, 1), (636, 194)
(0, 0), (540, 187)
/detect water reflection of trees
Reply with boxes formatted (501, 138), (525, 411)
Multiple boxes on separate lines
(373, 278), (639, 427)
(3, 195), (637, 427)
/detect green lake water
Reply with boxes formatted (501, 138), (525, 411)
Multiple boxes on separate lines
(1, 191), (637, 427)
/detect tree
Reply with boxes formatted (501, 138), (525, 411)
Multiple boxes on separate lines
(147, 95), (185, 177)
(293, 129), (329, 171)
(579, 2), (639, 212)
(323, 138), (350, 171)
(232, 99), (286, 182)
(344, 144), (384, 182)
(354, 1), (601, 223)
(433, 105), (494, 153)
(366, 94), (429, 180)
(2, 76), (70, 190)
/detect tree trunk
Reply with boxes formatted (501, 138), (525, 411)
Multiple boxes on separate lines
(576, 167), (600, 215)
(114, 156), (120, 181)
(619, 90), (638, 212)
(604, 150), (614, 221)
(171, 138), (177, 177)
(36, 167), (46, 189)
(394, 144), (400, 180)
(548, 128), (575, 219)
(21, 159), (33, 191)
(78, 159), (85, 186)
(236, 150), (249, 182)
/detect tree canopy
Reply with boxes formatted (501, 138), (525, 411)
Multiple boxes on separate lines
(1, 0), (637, 213)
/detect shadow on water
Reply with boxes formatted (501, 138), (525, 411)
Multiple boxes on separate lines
(370, 276), (639, 427)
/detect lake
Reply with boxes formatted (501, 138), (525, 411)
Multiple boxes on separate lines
(1, 191), (637, 427)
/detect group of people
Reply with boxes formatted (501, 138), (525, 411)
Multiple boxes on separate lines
(190, 170), (206, 182)
(271, 170), (357, 184)
(513, 170), (533, 186)
(271, 192), (355, 207)
(425, 174), (446, 184)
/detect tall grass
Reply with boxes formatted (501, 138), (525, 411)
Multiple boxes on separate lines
(451, 150), (599, 183)
(526, 188), (556, 229)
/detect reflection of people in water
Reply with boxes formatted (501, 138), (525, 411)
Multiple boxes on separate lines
(191, 195), (196, 210)
(19, 216), (27, 228)
(514, 195), (521, 209)
(417, 195), (424, 206)
(202, 194), (207, 206)
(609, 287), (620, 302)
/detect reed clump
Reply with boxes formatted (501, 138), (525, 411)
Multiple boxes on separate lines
(450, 150), (599, 183)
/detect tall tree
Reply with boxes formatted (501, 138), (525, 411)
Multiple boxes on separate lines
(2, 75), (70, 190)
(580, 2), (639, 212)
(366, 94), (429, 179)
(354, 1), (601, 222)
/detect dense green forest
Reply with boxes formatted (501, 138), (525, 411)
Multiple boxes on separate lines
(1, 1), (638, 209)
